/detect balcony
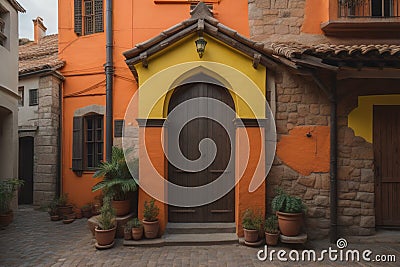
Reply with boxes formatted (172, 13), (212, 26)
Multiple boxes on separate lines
(322, 0), (400, 38)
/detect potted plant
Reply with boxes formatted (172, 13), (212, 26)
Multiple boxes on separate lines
(264, 215), (280, 246)
(81, 203), (92, 218)
(124, 220), (134, 240)
(48, 198), (60, 221)
(92, 146), (138, 216)
(94, 196), (116, 247)
(142, 199), (160, 239)
(131, 218), (143, 240)
(242, 208), (262, 243)
(56, 193), (73, 217)
(271, 188), (306, 237)
(0, 179), (23, 227)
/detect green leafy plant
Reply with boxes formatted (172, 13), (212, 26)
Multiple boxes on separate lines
(81, 203), (92, 211)
(47, 198), (59, 216)
(97, 196), (116, 230)
(57, 193), (69, 207)
(242, 208), (263, 230)
(143, 199), (159, 222)
(264, 215), (279, 234)
(0, 179), (24, 214)
(271, 188), (306, 214)
(92, 146), (138, 201)
(126, 218), (142, 230)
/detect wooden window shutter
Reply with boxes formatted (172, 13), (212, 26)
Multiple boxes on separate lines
(74, 0), (83, 35)
(94, 0), (104, 33)
(72, 116), (84, 176)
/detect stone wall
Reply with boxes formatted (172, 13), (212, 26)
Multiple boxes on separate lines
(267, 67), (331, 240)
(33, 75), (62, 206)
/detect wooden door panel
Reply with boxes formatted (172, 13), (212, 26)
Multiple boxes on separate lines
(168, 82), (235, 223)
(374, 105), (400, 227)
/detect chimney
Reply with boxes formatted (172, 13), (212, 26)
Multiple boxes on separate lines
(33, 17), (47, 44)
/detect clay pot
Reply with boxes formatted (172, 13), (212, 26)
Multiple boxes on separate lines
(50, 215), (60, 221)
(132, 226), (144, 240)
(243, 229), (259, 243)
(276, 211), (303, 237)
(0, 210), (13, 227)
(81, 209), (92, 218)
(95, 226), (116, 246)
(142, 220), (159, 239)
(57, 205), (73, 217)
(124, 228), (132, 240)
(265, 231), (280, 246)
(111, 199), (131, 216)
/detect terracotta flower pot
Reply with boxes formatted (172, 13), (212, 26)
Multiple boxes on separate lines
(124, 228), (132, 240)
(276, 211), (303, 237)
(95, 226), (116, 246)
(57, 205), (73, 217)
(243, 228), (259, 243)
(265, 231), (280, 246)
(50, 215), (60, 221)
(111, 199), (131, 216)
(82, 209), (92, 218)
(132, 226), (144, 240)
(142, 220), (159, 239)
(0, 210), (13, 227)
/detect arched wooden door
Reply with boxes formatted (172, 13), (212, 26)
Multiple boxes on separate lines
(167, 82), (235, 223)
(19, 136), (34, 204)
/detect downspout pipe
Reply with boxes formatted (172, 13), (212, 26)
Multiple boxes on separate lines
(105, 0), (114, 162)
(311, 72), (338, 244)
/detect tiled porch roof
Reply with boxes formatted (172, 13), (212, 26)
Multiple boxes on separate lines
(270, 42), (400, 68)
(19, 34), (64, 75)
(123, 2), (278, 75)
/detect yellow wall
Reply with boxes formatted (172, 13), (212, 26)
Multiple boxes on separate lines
(134, 34), (267, 119)
(348, 95), (400, 143)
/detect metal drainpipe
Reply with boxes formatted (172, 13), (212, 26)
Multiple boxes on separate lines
(311, 72), (338, 244)
(105, 0), (114, 162)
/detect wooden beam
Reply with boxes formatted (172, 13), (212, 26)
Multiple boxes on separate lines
(337, 67), (400, 80)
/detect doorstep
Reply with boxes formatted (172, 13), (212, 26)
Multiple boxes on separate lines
(123, 233), (239, 247)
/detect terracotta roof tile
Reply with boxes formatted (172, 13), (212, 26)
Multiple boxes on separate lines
(19, 34), (64, 74)
(270, 42), (400, 59)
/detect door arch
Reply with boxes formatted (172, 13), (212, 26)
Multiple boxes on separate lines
(167, 82), (235, 223)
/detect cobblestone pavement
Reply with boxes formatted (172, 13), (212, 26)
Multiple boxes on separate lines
(0, 207), (399, 267)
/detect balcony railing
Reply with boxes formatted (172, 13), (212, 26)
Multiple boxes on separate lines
(339, 0), (400, 17)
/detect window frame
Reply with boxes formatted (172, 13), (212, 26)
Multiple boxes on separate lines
(18, 86), (24, 107)
(75, 0), (104, 36)
(29, 89), (38, 106)
(83, 114), (104, 170)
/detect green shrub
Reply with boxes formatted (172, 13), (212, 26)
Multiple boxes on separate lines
(242, 209), (263, 230)
(271, 188), (306, 213)
(0, 179), (24, 214)
(97, 196), (115, 230)
(143, 199), (159, 222)
(264, 215), (279, 234)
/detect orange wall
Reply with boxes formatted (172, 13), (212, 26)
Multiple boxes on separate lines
(59, 0), (250, 207)
(302, 0), (330, 34)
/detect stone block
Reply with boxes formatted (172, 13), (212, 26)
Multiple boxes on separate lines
(338, 200), (361, 208)
(304, 188), (319, 200)
(310, 104), (320, 115)
(338, 192), (356, 200)
(359, 183), (374, 193)
(351, 147), (373, 160)
(355, 192), (374, 203)
(297, 176), (316, 187)
(338, 216), (354, 226)
(287, 103), (297, 112)
(360, 168), (374, 182)
(314, 196), (329, 206)
(272, 0), (288, 9)
(287, 113), (298, 123)
(342, 208), (361, 216)
(306, 207), (325, 218)
(360, 216), (375, 228)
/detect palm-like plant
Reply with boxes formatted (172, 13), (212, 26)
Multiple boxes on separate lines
(92, 146), (138, 201)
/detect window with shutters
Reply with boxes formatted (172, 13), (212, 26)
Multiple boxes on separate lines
(84, 114), (104, 169)
(72, 113), (104, 175)
(74, 0), (103, 36)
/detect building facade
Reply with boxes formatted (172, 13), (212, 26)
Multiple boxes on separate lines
(0, 0), (24, 197)
(58, 0), (400, 239)
(18, 17), (64, 206)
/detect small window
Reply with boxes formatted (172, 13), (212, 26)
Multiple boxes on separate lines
(29, 89), (38, 106)
(18, 86), (24, 107)
(84, 114), (103, 169)
(74, 0), (103, 36)
(0, 4), (8, 47)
